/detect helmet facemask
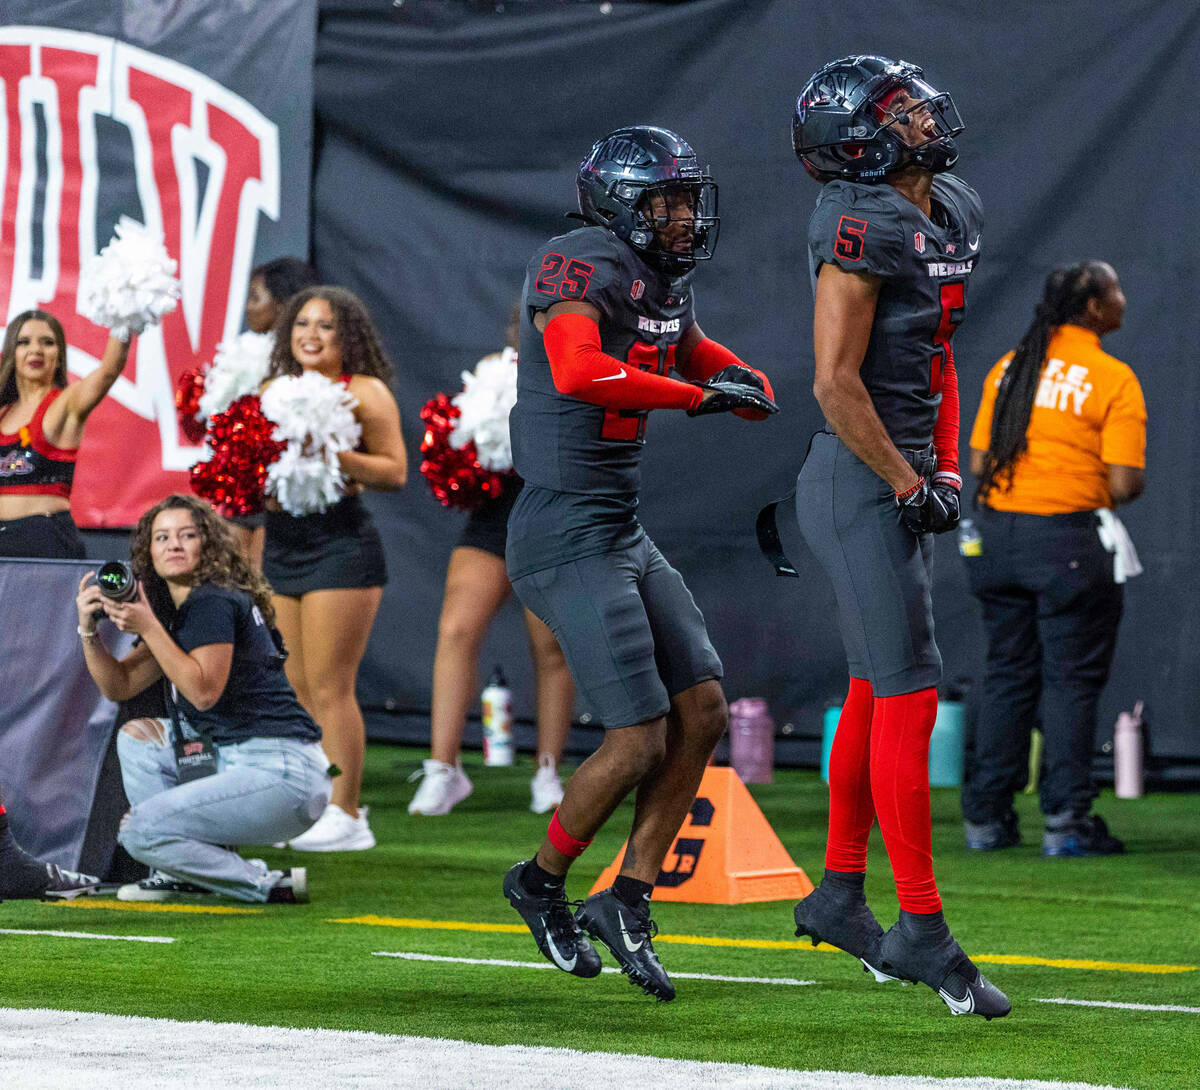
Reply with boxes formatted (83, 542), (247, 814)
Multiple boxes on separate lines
(870, 77), (963, 173)
(628, 180), (719, 273)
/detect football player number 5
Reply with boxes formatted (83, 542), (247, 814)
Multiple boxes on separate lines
(535, 253), (594, 300)
(835, 216), (867, 262)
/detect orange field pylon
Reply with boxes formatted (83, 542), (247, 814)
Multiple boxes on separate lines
(588, 766), (813, 904)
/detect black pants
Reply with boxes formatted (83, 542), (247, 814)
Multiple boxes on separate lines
(961, 508), (1122, 823)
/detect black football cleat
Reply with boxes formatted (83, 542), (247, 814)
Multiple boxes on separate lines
(0, 844), (99, 902)
(793, 882), (900, 983)
(575, 887), (675, 1002)
(878, 915), (1011, 1020)
(503, 862), (602, 978)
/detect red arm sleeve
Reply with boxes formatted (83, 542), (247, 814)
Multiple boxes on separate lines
(543, 313), (703, 411)
(932, 347), (961, 488)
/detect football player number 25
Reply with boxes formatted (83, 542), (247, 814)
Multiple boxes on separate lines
(930, 282), (965, 393)
(535, 253), (594, 300)
(600, 342), (672, 441)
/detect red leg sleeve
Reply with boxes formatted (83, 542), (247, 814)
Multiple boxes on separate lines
(869, 687), (942, 914)
(543, 313), (702, 411)
(824, 676), (876, 873)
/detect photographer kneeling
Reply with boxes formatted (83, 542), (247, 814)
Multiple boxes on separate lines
(76, 494), (332, 903)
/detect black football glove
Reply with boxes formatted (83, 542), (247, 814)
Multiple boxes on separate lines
(686, 381), (778, 418)
(929, 482), (961, 534)
(896, 478), (958, 535)
(703, 364), (765, 391)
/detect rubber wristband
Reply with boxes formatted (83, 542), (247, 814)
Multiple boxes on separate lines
(932, 470), (963, 491)
(895, 480), (923, 503)
(547, 810), (592, 858)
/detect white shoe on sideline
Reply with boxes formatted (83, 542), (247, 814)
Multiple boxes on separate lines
(408, 759), (473, 816)
(530, 755), (564, 814)
(285, 803), (376, 852)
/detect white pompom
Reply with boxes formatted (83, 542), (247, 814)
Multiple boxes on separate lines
(260, 371), (361, 516)
(198, 331), (274, 421)
(450, 346), (517, 471)
(78, 216), (181, 338)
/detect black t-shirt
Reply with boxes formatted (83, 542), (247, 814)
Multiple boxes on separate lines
(169, 584), (320, 746)
(507, 225), (695, 578)
(807, 174), (983, 447)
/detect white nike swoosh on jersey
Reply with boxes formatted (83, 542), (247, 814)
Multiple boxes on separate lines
(939, 985), (976, 1015)
(542, 916), (577, 972)
(969, 235), (980, 249)
(593, 368), (627, 382)
(617, 909), (643, 952)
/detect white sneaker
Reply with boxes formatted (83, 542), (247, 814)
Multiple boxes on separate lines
(530, 755), (564, 814)
(285, 803), (376, 852)
(408, 759), (473, 816)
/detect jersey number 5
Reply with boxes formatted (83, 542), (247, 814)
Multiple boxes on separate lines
(600, 342), (674, 442)
(535, 253), (594, 300)
(835, 216), (868, 262)
(930, 282), (966, 393)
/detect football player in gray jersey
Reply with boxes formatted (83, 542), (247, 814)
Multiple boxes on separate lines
(787, 56), (1009, 1019)
(503, 126), (776, 1001)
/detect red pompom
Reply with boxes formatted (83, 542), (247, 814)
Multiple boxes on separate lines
(189, 395), (285, 517)
(174, 368), (207, 444)
(419, 393), (508, 511)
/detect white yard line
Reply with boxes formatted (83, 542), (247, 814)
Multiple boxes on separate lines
(0, 927), (173, 943)
(0, 1008), (1132, 1090)
(372, 949), (815, 986)
(1033, 997), (1200, 1014)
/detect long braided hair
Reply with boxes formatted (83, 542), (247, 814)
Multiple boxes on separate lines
(975, 261), (1112, 505)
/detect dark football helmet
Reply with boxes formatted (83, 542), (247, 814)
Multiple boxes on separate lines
(577, 125), (719, 273)
(792, 55), (963, 182)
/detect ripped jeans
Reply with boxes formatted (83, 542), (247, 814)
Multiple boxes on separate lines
(117, 719), (332, 902)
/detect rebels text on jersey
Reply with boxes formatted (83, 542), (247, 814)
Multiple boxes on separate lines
(510, 225), (695, 498)
(807, 174), (983, 448)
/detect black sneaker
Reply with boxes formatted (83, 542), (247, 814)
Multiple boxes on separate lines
(878, 916), (1011, 1020)
(0, 847), (100, 902)
(574, 887), (675, 1002)
(793, 883), (899, 982)
(503, 862), (601, 978)
(116, 873), (213, 902)
(267, 867), (308, 904)
(964, 810), (1020, 851)
(1042, 813), (1124, 857)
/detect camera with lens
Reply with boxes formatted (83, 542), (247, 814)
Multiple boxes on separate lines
(96, 560), (138, 603)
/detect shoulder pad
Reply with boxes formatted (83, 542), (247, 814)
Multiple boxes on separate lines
(809, 182), (905, 277)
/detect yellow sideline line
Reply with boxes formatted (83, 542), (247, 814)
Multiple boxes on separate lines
(49, 897), (261, 916)
(973, 954), (1195, 975)
(330, 916), (1195, 973)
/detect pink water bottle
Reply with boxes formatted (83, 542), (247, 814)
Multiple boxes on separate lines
(729, 697), (775, 784)
(1114, 700), (1144, 799)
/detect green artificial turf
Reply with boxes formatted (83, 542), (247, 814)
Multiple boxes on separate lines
(2, 745), (1198, 1089)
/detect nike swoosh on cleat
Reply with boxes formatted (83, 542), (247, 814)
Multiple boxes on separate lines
(541, 916), (577, 972)
(616, 909), (643, 952)
(938, 985), (976, 1015)
(593, 368), (627, 382)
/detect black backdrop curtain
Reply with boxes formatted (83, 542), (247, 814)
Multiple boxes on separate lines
(311, 0), (1200, 759)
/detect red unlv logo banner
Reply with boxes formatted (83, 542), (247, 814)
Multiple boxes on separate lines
(0, 26), (282, 526)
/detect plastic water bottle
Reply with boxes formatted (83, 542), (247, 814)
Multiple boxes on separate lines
(957, 517), (982, 558)
(481, 666), (514, 767)
(1114, 700), (1144, 799)
(729, 697), (774, 784)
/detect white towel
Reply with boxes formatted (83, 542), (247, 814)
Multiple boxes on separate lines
(1096, 508), (1143, 584)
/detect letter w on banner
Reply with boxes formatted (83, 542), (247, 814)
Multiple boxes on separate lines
(0, 5), (313, 526)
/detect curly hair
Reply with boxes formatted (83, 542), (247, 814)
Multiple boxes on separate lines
(266, 286), (393, 384)
(130, 494), (276, 625)
(0, 310), (69, 406)
(975, 261), (1114, 506)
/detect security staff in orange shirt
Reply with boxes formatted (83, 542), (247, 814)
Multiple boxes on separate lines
(962, 261), (1145, 857)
